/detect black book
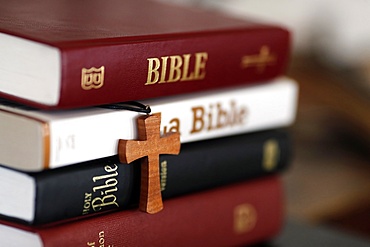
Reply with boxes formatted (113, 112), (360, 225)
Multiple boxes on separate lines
(0, 129), (291, 225)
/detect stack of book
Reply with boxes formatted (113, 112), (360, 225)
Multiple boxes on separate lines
(0, 0), (298, 246)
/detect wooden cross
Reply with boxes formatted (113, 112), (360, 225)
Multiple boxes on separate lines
(118, 113), (181, 214)
(241, 46), (276, 73)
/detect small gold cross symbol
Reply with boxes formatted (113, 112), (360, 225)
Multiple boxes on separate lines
(118, 113), (181, 214)
(241, 46), (276, 73)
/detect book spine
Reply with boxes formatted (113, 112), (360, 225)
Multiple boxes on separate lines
(38, 176), (284, 247)
(28, 129), (289, 225)
(48, 78), (297, 169)
(161, 129), (291, 198)
(33, 157), (136, 225)
(54, 27), (290, 108)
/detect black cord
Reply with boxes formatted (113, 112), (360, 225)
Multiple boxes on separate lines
(100, 101), (151, 114)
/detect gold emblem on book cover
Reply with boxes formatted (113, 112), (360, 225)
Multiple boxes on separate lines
(262, 139), (280, 171)
(241, 46), (276, 73)
(81, 66), (105, 90)
(234, 203), (257, 234)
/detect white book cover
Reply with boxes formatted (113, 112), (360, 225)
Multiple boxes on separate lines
(0, 77), (298, 171)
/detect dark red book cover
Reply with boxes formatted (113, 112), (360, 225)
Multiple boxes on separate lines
(0, 176), (284, 246)
(0, 0), (290, 109)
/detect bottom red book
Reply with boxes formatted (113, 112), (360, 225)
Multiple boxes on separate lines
(0, 175), (284, 247)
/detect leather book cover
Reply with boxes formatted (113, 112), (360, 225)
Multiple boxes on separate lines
(0, 0), (290, 109)
(0, 129), (290, 225)
(0, 176), (284, 247)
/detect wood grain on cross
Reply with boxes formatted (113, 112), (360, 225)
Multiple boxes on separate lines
(118, 113), (180, 214)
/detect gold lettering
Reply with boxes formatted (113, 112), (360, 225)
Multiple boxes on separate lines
(159, 56), (169, 83)
(92, 194), (119, 211)
(83, 164), (120, 215)
(146, 58), (161, 85)
(99, 231), (105, 246)
(163, 118), (180, 134)
(92, 178), (118, 193)
(160, 161), (168, 191)
(190, 106), (205, 134)
(92, 164), (118, 182)
(239, 106), (247, 125)
(194, 52), (208, 79)
(180, 54), (195, 81)
(262, 139), (280, 171)
(145, 52), (208, 85)
(190, 101), (247, 135)
(87, 231), (113, 247)
(167, 55), (183, 82)
(82, 193), (92, 215)
(216, 103), (227, 129)
(104, 164), (118, 173)
(207, 104), (214, 131)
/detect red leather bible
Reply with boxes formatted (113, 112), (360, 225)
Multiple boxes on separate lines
(0, 176), (284, 246)
(0, 0), (290, 109)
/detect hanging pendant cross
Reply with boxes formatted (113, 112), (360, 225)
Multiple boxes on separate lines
(118, 113), (181, 214)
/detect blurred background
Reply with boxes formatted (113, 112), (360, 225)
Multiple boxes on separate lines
(163, 0), (370, 239)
